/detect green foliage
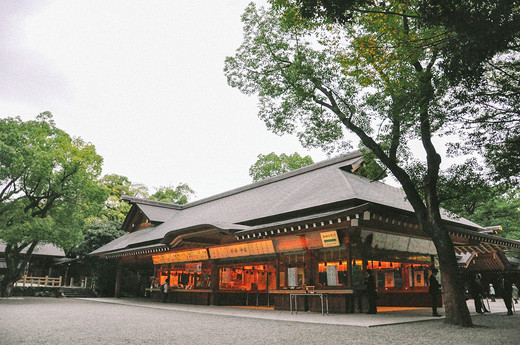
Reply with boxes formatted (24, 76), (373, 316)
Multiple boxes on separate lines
(418, 0), (520, 85)
(150, 183), (195, 204)
(0, 113), (105, 249)
(71, 219), (126, 297)
(451, 57), (520, 184)
(283, 0), (520, 85)
(73, 219), (125, 258)
(224, 2), (440, 186)
(99, 174), (149, 225)
(278, 0), (520, 182)
(468, 190), (520, 241)
(249, 152), (314, 182)
(0, 113), (105, 296)
(355, 148), (387, 181)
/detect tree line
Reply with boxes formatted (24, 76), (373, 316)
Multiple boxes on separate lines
(0, 113), (194, 297)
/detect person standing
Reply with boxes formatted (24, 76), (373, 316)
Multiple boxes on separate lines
(365, 269), (377, 314)
(470, 274), (489, 313)
(161, 278), (170, 303)
(428, 268), (442, 317)
(488, 283), (496, 302)
(501, 275), (513, 315)
(512, 283), (519, 304)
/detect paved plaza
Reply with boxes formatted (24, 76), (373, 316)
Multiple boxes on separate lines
(1, 297), (519, 344)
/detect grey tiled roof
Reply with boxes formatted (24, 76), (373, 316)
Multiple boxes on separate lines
(0, 242), (65, 257)
(138, 204), (179, 223)
(91, 151), (482, 255)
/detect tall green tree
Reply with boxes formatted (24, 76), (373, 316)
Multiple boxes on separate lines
(249, 152), (314, 182)
(225, 2), (482, 326)
(0, 113), (105, 296)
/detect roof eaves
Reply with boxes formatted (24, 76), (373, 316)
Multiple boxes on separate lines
(162, 223), (251, 245)
(235, 203), (371, 235)
(121, 196), (184, 210)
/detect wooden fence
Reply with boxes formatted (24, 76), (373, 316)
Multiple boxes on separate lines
(15, 275), (62, 287)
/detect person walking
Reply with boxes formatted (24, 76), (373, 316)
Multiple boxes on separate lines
(365, 269), (377, 314)
(512, 283), (519, 304)
(429, 268), (442, 317)
(489, 283), (496, 302)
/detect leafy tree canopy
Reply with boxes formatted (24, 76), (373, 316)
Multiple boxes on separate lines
(277, 0), (520, 183)
(451, 56), (520, 184)
(284, 0), (520, 85)
(149, 183), (195, 205)
(0, 113), (105, 249)
(73, 219), (125, 258)
(0, 113), (105, 296)
(99, 174), (149, 225)
(249, 152), (314, 182)
(468, 190), (520, 241)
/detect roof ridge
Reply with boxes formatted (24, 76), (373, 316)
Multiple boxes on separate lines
(182, 150), (363, 209)
(120, 196), (183, 210)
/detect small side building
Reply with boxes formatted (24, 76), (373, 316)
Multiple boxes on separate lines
(0, 242), (65, 283)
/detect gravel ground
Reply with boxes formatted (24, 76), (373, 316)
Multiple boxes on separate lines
(1, 297), (518, 345)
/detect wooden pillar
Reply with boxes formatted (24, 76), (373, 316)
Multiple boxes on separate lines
(346, 238), (353, 288)
(304, 249), (317, 287)
(114, 259), (123, 298)
(275, 254), (281, 289)
(209, 261), (219, 305)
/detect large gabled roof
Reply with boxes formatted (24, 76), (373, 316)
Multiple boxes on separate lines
(91, 151), (482, 256)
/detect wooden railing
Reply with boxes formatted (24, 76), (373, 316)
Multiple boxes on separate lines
(15, 275), (62, 287)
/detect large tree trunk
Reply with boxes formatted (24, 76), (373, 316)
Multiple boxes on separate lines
(0, 242), (38, 297)
(0, 278), (14, 297)
(427, 221), (473, 327)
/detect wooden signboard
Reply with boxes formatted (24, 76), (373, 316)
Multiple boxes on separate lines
(209, 240), (275, 259)
(152, 248), (209, 264)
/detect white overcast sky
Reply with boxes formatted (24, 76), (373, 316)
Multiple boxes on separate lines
(1, 0), (333, 200)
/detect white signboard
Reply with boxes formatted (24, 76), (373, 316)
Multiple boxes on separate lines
(320, 231), (340, 248)
(385, 234), (410, 252)
(326, 265), (339, 286)
(361, 230), (435, 255)
(371, 232), (387, 248)
(288, 267), (298, 287)
(409, 237), (433, 255)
